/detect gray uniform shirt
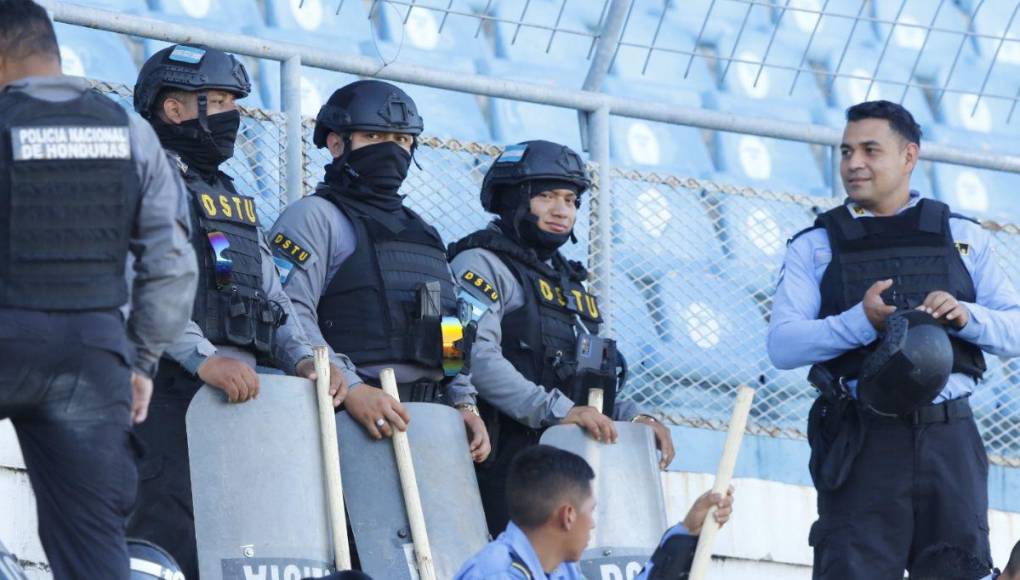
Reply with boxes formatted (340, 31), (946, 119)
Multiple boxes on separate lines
(2, 75), (198, 376)
(450, 225), (639, 429)
(269, 192), (476, 405)
(160, 161), (313, 375)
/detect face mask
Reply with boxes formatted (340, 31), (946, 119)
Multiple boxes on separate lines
(155, 109), (240, 176)
(345, 141), (412, 196)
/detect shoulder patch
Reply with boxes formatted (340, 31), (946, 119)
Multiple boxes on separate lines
(461, 270), (500, 302)
(271, 232), (312, 268)
(955, 241), (970, 256)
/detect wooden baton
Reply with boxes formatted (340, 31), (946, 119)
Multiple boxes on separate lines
(313, 346), (352, 571)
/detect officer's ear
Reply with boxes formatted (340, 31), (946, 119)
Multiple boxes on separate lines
(903, 140), (919, 174)
(159, 92), (192, 125)
(556, 501), (577, 531)
(326, 132), (346, 159)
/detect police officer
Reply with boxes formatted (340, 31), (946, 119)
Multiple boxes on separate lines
(0, 2), (197, 578)
(768, 100), (1020, 579)
(448, 140), (675, 535)
(269, 80), (489, 458)
(126, 44), (342, 579)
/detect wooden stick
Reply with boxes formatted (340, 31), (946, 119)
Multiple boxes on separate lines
(587, 387), (605, 413)
(314, 347), (351, 571)
(379, 368), (437, 580)
(689, 385), (755, 580)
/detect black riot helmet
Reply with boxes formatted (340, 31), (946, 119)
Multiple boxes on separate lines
(313, 79), (424, 149)
(858, 310), (954, 416)
(127, 538), (185, 580)
(480, 140), (591, 213)
(133, 44), (251, 119)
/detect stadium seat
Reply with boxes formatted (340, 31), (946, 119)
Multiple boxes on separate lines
(479, 59), (585, 152)
(357, 44), (490, 142)
(72, 0), (148, 12)
(932, 57), (1020, 135)
(613, 183), (722, 279)
(257, 56), (358, 115)
(712, 30), (828, 107)
(53, 23), (138, 86)
(931, 162), (1020, 224)
(765, 0), (878, 62)
(869, 0), (973, 79)
(372, 0), (489, 57)
(488, 0), (595, 63)
(961, 0), (1020, 68)
(602, 78), (714, 176)
(148, 0), (263, 32)
(822, 48), (936, 127)
(261, 0), (373, 43)
(707, 97), (827, 192)
(609, 12), (718, 91)
(660, 0), (773, 44)
(714, 194), (816, 294)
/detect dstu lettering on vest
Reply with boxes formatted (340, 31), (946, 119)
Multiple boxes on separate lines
(197, 192), (259, 226)
(11, 126), (130, 161)
(533, 277), (602, 322)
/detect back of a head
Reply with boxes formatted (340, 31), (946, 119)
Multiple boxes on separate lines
(506, 445), (594, 529)
(1003, 539), (1020, 580)
(0, 0), (59, 63)
(909, 543), (992, 580)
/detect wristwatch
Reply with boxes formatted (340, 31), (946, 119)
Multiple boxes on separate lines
(632, 413), (658, 424)
(456, 403), (481, 417)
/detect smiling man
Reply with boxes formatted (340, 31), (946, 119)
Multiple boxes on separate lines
(449, 140), (675, 536)
(767, 100), (1020, 578)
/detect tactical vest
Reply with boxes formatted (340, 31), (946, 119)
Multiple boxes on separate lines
(0, 88), (139, 310)
(181, 164), (278, 355)
(449, 230), (602, 395)
(316, 186), (457, 368)
(815, 198), (985, 380)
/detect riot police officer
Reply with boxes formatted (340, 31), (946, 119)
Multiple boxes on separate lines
(0, 2), (197, 578)
(448, 140), (675, 535)
(269, 79), (489, 459)
(126, 44), (343, 579)
(768, 100), (1020, 578)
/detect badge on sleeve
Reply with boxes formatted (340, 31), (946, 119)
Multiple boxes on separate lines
(461, 270), (499, 303)
(955, 242), (970, 256)
(271, 232), (312, 267)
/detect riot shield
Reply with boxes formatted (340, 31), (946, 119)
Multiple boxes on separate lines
(337, 403), (488, 580)
(187, 376), (333, 580)
(540, 423), (668, 580)
(0, 538), (28, 580)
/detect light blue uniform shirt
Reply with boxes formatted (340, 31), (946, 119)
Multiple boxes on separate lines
(768, 192), (1020, 402)
(634, 522), (691, 580)
(454, 522), (584, 580)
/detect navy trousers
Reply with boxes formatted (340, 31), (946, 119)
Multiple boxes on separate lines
(810, 399), (991, 579)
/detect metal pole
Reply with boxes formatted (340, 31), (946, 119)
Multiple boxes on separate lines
(281, 55), (304, 204)
(590, 105), (613, 333)
(579, 0), (631, 152)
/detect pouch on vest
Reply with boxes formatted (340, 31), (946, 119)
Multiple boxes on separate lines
(253, 299), (285, 354)
(407, 281), (444, 367)
(567, 333), (620, 416)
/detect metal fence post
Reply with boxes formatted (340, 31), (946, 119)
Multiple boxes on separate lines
(282, 55), (304, 204)
(589, 105), (613, 333)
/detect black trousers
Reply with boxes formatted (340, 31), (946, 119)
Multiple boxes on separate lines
(126, 360), (202, 580)
(0, 327), (136, 580)
(810, 399), (991, 579)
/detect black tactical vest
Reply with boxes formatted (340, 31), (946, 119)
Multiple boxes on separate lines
(0, 88), (139, 311)
(180, 162), (278, 355)
(449, 230), (602, 394)
(316, 186), (457, 368)
(815, 198), (985, 379)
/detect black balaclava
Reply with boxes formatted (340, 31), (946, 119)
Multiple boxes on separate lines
(152, 91), (240, 178)
(323, 138), (413, 212)
(496, 178), (580, 261)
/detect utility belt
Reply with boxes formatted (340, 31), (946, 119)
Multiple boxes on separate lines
(360, 375), (444, 404)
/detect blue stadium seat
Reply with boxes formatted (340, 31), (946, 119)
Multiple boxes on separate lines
(707, 97), (827, 192)
(765, 0), (877, 62)
(713, 30), (827, 107)
(262, 0), (372, 42)
(610, 12), (717, 91)
(479, 59), (585, 151)
(932, 57), (1020, 135)
(358, 44), (490, 142)
(602, 78), (714, 176)
(488, 0), (595, 63)
(372, 0), (489, 57)
(148, 0), (263, 32)
(869, 0), (973, 79)
(970, 0), (1020, 68)
(53, 23), (138, 86)
(613, 183), (722, 279)
(73, 0), (148, 12)
(660, 0), (773, 44)
(715, 195), (816, 294)
(257, 55), (358, 115)
(823, 48), (936, 127)
(932, 161), (1019, 224)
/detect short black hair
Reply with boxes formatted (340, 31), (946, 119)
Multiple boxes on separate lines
(909, 543), (992, 580)
(506, 445), (595, 529)
(846, 100), (923, 146)
(0, 0), (59, 61)
(1005, 539), (1020, 575)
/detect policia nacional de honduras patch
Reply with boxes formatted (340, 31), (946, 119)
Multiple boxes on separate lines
(11, 126), (131, 161)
